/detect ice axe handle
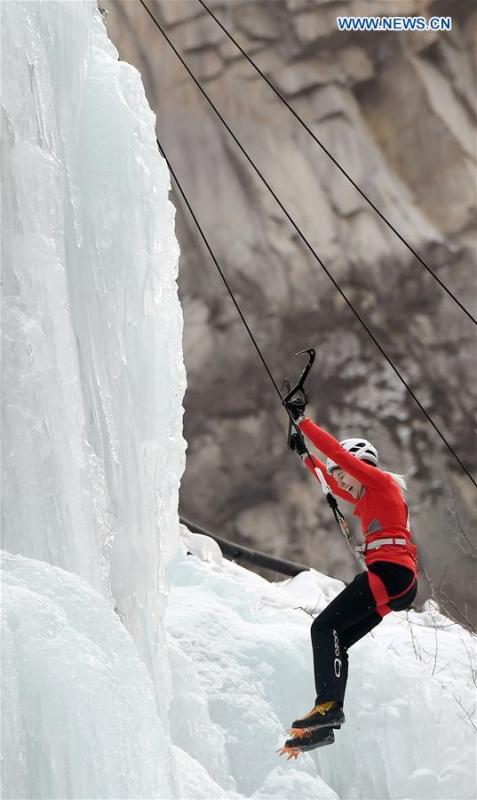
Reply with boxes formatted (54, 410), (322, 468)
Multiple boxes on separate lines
(282, 379), (293, 448)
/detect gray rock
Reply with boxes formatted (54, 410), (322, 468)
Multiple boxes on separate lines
(236, 3), (281, 42)
(273, 61), (337, 96)
(159, 0), (205, 27)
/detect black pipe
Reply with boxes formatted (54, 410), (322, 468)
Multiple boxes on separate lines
(179, 516), (310, 578)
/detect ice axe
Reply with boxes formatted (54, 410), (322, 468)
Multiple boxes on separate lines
(282, 348), (316, 449)
(281, 349), (359, 560)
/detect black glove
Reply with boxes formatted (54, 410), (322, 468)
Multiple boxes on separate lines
(284, 392), (308, 421)
(289, 432), (307, 457)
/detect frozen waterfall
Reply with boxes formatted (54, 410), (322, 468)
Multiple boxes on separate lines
(1, 0), (185, 695)
(2, 0), (185, 796)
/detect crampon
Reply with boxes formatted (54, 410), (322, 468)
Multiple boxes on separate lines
(277, 726), (335, 759)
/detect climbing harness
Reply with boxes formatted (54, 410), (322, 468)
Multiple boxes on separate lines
(367, 570), (417, 617)
(358, 537), (408, 553)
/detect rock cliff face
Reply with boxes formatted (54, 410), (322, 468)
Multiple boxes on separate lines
(102, 0), (477, 625)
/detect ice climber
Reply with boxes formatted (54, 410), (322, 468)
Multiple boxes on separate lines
(279, 394), (418, 758)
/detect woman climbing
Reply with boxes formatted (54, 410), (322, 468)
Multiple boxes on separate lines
(279, 394), (418, 759)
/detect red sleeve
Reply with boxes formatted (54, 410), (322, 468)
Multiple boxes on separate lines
(299, 418), (389, 490)
(304, 453), (356, 503)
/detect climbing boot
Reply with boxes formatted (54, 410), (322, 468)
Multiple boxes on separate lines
(291, 700), (344, 731)
(278, 727), (335, 760)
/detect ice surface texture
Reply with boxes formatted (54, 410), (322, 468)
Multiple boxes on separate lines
(1, 552), (175, 800)
(2, 1), (186, 796)
(167, 546), (477, 800)
(1, 0), (186, 683)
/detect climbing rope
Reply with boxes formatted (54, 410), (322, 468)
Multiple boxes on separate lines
(157, 134), (358, 556)
(198, 0), (477, 328)
(138, 0), (477, 491)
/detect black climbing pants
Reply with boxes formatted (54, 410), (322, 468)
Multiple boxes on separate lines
(310, 561), (417, 706)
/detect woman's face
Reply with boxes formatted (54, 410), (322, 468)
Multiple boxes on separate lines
(331, 469), (363, 499)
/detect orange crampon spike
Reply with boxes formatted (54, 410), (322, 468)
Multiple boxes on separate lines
(277, 745), (301, 760)
(287, 727), (309, 739)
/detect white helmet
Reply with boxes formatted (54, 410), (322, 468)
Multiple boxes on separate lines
(326, 438), (378, 475)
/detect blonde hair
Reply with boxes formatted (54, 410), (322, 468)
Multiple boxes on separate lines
(383, 470), (407, 492)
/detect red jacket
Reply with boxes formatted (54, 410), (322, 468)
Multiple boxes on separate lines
(299, 418), (418, 573)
